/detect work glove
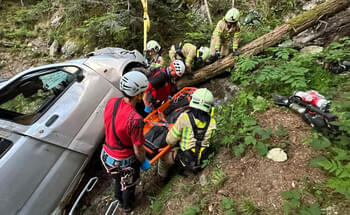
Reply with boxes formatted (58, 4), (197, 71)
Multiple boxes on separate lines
(144, 106), (153, 113)
(232, 50), (239, 56)
(141, 159), (151, 171)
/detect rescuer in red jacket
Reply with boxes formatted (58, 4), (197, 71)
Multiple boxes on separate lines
(143, 60), (186, 113)
(101, 71), (151, 214)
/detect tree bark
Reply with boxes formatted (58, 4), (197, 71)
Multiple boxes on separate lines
(204, 0), (212, 25)
(176, 0), (350, 89)
(293, 7), (350, 47)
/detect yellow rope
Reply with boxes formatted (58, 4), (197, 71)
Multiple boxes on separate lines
(141, 0), (150, 52)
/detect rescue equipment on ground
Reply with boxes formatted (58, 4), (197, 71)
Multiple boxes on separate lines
(272, 90), (338, 134)
(243, 10), (262, 25)
(325, 60), (350, 74)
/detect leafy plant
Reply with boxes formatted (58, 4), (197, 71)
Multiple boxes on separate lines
(274, 125), (289, 137)
(220, 197), (236, 215)
(181, 205), (200, 215)
(211, 167), (227, 189)
(201, 152), (215, 168)
(311, 156), (350, 178)
(327, 178), (350, 199)
(282, 189), (321, 215)
(150, 176), (179, 214)
(237, 199), (261, 215)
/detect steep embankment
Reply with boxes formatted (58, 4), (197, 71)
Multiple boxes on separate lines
(1, 0), (350, 214)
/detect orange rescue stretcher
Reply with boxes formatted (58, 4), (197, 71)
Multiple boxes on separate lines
(143, 87), (197, 164)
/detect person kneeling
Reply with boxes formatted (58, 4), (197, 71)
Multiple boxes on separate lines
(143, 60), (186, 114)
(158, 88), (216, 179)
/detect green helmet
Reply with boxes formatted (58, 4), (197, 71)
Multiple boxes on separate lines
(198, 47), (210, 61)
(190, 88), (214, 113)
(146, 40), (161, 52)
(225, 8), (240, 23)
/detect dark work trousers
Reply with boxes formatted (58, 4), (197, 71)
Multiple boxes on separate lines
(112, 161), (140, 211)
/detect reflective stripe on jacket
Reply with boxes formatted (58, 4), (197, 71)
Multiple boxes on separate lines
(166, 112), (216, 151)
(212, 18), (241, 50)
(151, 55), (164, 68)
(169, 43), (197, 66)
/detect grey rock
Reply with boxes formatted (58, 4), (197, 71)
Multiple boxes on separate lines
(267, 148), (288, 162)
(62, 40), (79, 57)
(199, 174), (207, 187)
(51, 16), (62, 26)
(302, 0), (324, 11)
(300, 45), (323, 55)
(279, 39), (296, 48)
(49, 40), (59, 57)
(201, 77), (239, 106)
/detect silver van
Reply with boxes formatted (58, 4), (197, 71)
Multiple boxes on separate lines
(0, 48), (147, 215)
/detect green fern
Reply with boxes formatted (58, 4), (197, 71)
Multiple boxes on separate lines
(211, 167), (227, 188)
(327, 178), (350, 200)
(311, 156), (350, 179)
(221, 197), (236, 215)
(237, 199), (261, 215)
(181, 205), (200, 215)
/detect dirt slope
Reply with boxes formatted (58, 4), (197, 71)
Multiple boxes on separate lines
(73, 106), (350, 215)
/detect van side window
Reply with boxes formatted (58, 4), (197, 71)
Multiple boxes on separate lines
(0, 67), (79, 125)
(0, 138), (12, 159)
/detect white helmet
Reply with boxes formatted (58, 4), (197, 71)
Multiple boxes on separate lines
(146, 40), (161, 52)
(170, 60), (186, 77)
(198, 46), (210, 61)
(120, 71), (149, 97)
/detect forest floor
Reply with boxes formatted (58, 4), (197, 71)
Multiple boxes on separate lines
(2, 1), (350, 215)
(72, 107), (350, 215)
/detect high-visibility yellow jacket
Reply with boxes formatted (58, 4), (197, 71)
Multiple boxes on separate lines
(150, 55), (164, 68)
(212, 18), (241, 50)
(169, 43), (197, 73)
(166, 112), (216, 156)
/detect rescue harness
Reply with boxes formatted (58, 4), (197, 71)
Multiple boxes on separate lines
(174, 42), (185, 60)
(174, 42), (201, 63)
(102, 98), (138, 190)
(177, 110), (211, 169)
(104, 98), (133, 150)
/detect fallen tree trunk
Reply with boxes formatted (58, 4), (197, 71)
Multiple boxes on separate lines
(177, 0), (350, 89)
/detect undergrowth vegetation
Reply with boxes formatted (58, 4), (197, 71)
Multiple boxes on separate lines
(2, 0), (350, 214)
(214, 37), (350, 209)
(1, 0), (303, 56)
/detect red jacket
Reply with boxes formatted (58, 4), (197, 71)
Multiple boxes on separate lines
(145, 68), (172, 106)
(103, 97), (145, 159)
